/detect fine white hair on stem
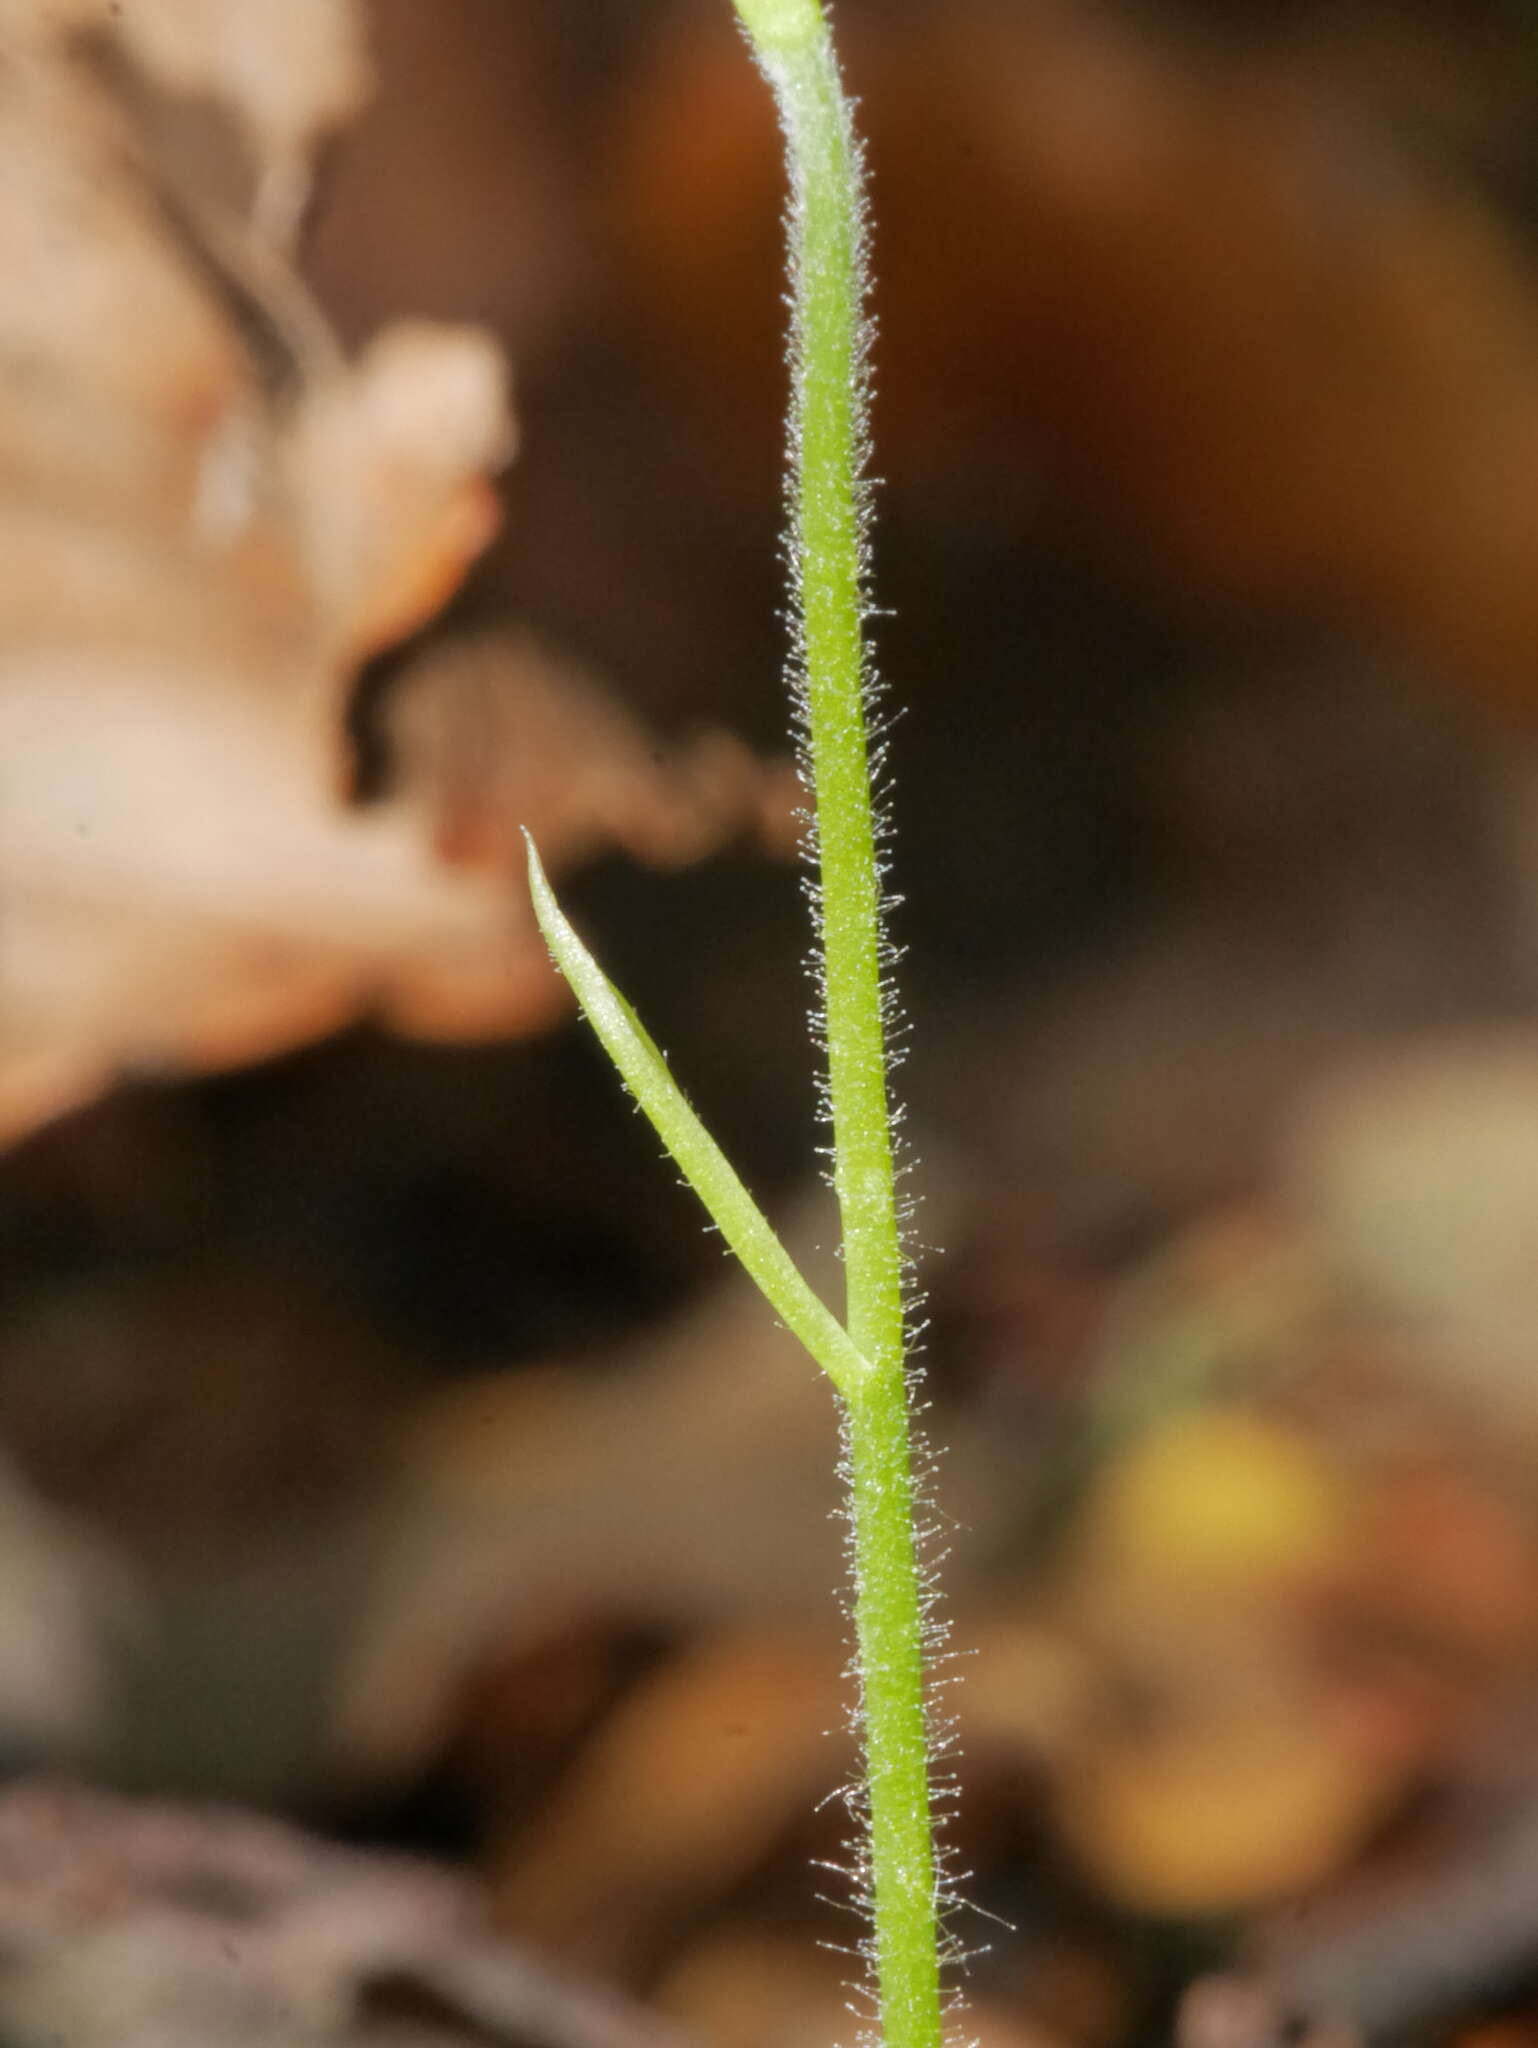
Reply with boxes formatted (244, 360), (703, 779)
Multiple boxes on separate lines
(533, 0), (958, 2039)
(737, 7), (956, 2042)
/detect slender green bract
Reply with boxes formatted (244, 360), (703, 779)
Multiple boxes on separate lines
(526, 0), (946, 2039)
(524, 835), (868, 1399)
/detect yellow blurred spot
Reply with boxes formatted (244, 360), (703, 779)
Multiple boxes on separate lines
(1058, 1705), (1393, 1915)
(1081, 1407), (1350, 1588)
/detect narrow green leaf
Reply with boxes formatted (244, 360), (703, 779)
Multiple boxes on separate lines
(524, 832), (869, 1398)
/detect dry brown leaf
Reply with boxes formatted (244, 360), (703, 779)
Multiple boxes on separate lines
(6, 0), (371, 242)
(1054, 1696), (1404, 1918)
(490, 1629), (846, 1976)
(0, 3), (785, 1145)
(381, 630), (798, 881)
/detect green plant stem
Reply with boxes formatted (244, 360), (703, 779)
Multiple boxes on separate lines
(843, 1380), (944, 2048)
(738, 5), (943, 2043)
(768, 35), (899, 1372)
(528, 0), (946, 2036)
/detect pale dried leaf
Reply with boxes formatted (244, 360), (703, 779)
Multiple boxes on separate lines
(384, 630), (797, 880)
(7, 0), (371, 203)
(0, 6), (783, 1143)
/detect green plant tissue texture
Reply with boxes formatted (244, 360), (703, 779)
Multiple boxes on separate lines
(733, 0), (824, 54)
(527, 4), (952, 2039)
(738, 14), (949, 2048)
(522, 832), (868, 1396)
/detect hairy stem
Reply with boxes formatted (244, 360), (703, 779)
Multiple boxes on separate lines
(736, 3), (943, 2042)
(528, 0), (947, 2036)
(842, 1378), (945, 2047)
(751, 12), (900, 1374)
